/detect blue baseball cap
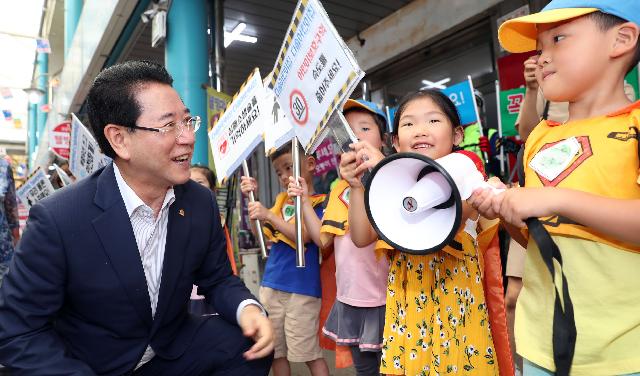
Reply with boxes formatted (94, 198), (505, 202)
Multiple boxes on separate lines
(343, 99), (388, 125)
(499, 0), (640, 53)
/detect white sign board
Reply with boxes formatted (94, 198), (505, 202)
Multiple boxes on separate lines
(69, 114), (111, 180)
(263, 81), (295, 156)
(209, 68), (268, 183)
(16, 168), (55, 210)
(270, 0), (364, 151)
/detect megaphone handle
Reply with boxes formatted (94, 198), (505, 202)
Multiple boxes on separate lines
(479, 181), (505, 195)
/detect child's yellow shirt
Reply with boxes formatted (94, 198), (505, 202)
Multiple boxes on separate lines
(517, 101), (640, 375)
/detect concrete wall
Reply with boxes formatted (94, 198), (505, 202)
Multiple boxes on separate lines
(345, 0), (503, 72)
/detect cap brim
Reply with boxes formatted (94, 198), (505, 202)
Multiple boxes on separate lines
(343, 99), (371, 113)
(498, 7), (598, 53)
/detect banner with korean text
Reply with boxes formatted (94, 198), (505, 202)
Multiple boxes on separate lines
(209, 68), (268, 184)
(269, 0), (364, 152)
(69, 114), (111, 179)
(499, 87), (526, 137)
(441, 79), (478, 126)
(206, 87), (231, 131)
(16, 167), (55, 210)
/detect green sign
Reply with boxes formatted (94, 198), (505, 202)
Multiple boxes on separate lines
(499, 87), (526, 137)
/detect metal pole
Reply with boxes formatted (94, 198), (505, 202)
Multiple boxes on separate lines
(495, 80), (505, 178)
(213, 0), (225, 92)
(468, 75), (489, 164)
(242, 160), (268, 258)
(291, 137), (305, 267)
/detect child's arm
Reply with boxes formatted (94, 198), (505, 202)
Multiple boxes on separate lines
(340, 142), (385, 247)
(516, 56), (542, 142)
(240, 176), (261, 239)
(497, 187), (640, 245)
(287, 176), (323, 248)
(468, 179), (529, 247)
(241, 175), (309, 244)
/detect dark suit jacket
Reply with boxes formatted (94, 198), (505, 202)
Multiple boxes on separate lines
(0, 163), (255, 375)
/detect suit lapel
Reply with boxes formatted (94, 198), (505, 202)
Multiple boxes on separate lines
(92, 164), (152, 328)
(151, 184), (190, 334)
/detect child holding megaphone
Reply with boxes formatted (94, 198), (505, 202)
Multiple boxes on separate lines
(342, 89), (499, 375)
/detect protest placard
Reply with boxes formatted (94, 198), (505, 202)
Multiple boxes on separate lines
(263, 72), (295, 156)
(69, 114), (111, 179)
(269, 0), (364, 152)
(209, 68), (268, 184)
(16, 167), (55, 210)
(50, 121), (71, 159)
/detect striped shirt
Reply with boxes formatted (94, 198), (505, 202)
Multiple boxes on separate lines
(113, 164), (174, 368)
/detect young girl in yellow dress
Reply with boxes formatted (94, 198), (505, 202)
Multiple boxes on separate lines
(340, 89), (499, 375)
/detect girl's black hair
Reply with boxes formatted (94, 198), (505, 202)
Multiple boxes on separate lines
(190, 164), (217, 190)
(392, 89), (461, 135)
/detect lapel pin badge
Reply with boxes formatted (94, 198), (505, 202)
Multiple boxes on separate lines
(179, 209), (185, 217)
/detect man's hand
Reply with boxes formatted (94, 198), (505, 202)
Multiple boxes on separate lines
(240, 176), (258, 197)
(247, 202), (271, 222)
(238, 304), (274, 360)
(524, 56), (540, 91)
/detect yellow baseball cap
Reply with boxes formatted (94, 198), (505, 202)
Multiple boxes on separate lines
(498, 0), (640, 53)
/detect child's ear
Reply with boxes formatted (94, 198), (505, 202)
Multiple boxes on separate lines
(611, 22), (639, 59)
(453, 126), (464, 147)
(391, 134), (400, 151)
(305, 155), (317, 173)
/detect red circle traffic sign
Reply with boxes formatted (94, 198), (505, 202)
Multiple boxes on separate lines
(289, 89), (308, 126)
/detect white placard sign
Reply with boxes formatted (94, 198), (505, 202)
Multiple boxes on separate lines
(209, 68), (268, 183)
(263, 79), (295, 156)
(16, 168), (55, 210)
(69, 114), (111, 180)
(270, 0), (364, 151)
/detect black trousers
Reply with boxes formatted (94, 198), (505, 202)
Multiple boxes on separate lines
(135, 315), (273, 376)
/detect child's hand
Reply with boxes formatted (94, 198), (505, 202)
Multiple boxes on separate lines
(467, 177), (507, 220)
(247, 201), (271, 222)
(287, 176), (309, 203)
(240, 176), (258, 196)
(339, 151), (363, 188)
(497, 187), (556, 228)
(351, 141), (385, 176)
(523, 55), (540, 91)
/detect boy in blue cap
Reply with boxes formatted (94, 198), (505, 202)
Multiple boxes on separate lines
(469, 1), (640, 375)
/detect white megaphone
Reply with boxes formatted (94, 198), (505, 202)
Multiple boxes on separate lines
(365, 152), (499, 255)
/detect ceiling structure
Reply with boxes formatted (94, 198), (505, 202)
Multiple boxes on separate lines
(118, 0), (413, 95)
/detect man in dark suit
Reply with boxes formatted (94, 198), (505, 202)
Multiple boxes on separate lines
(0, 60), (274, 375)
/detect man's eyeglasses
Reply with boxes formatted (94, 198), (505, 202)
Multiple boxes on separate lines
(131, 115), (201, 139)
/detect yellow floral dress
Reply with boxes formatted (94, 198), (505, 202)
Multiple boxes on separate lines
(379, 230), (498, 375)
